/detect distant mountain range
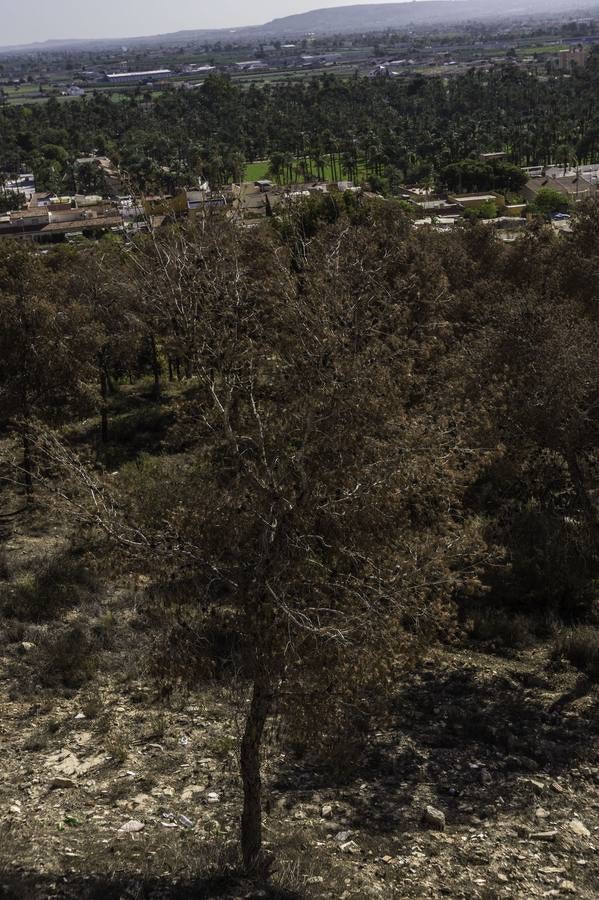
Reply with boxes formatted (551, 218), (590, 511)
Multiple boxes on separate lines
(264, 1), (590, 35)
(1, 1), (596, 53)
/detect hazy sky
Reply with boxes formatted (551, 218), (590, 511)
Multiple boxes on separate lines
(1, 0), (414, 46)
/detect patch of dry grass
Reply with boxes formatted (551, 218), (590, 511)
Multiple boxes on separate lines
(554, 626), (599, 681)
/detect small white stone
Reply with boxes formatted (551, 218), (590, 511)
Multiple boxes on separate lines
(118, 819), (145, 833)
(566, 819), (590, 838)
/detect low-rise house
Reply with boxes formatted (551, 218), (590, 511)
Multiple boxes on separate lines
(235, 61), (268, 72)
(2, 173), (36, 203)
(530, 163), (599, 180)
(40, 215), (124, 239)
(30, 191), (55, 208)
(492, 216), (528, 230)
(479, 151), (506, 162)
(558, 45), (591, 71)
(504, 203), (527, 217)
(523, 175), (594, 203)
(183, 64), (216, 75)
(450, 192), (505, 209)
(186, 190), (228, 211)
(301, 54), (340, 67)
(414, 216), (462, 231)
(61, 85), (85, 97)
(74, 194), (105, 207)
(368, 65), (402, 78)
(413, 198), (463, 217)
(48, 197), (75, 211)
(7, 209), (51, 229)
(0, 205), (124, 242)
(232, 183), (272, 219)
(255, 180), (273, 193)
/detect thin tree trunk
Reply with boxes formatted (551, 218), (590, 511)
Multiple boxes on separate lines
(240, 669), (273, 872)
(150, 335), (161, 401)
(22, 432), (33, 501)
(567, 450), (599, 545)
(100, 366), (109, 443)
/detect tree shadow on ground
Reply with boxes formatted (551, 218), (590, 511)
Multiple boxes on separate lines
(0, 870), (304, 900)
(275, 657), (598, 836)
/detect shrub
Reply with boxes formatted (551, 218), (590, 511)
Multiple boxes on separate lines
(463, 200), (498, 220)
(1, 548), (97, 622)
(553, 626), (599, 681)
(469, 606), (534, 649)
(37, 623), (99, 688)
(532, 187), (571, 217)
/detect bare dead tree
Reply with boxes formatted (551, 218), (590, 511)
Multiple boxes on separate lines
(23, 211), (495, 872)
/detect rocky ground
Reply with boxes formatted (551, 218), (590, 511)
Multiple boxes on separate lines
(0, 511), (598, 899)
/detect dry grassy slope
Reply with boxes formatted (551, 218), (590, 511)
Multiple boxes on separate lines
(0, 504), (598, 899)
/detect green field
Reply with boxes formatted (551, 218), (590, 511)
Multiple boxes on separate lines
(244, 161), (271, 182)
(516, 44), (568, 56)
(244, 156), (372, 185)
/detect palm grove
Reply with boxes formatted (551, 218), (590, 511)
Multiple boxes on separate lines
(3, 52), (599, 197)
(1, 196), (599, 869)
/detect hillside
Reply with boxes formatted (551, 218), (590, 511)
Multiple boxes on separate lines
(1, 409), (598, 899)
(0, 0), (594, 53)
(262, 1), (588, 35)
(1, 192), (599, 897)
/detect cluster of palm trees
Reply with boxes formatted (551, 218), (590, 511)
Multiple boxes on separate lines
(3, 60), (599, 195)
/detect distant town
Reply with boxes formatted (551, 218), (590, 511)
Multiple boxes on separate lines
(1, 8), (599, 241)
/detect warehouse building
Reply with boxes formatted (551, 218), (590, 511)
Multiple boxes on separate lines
(105, 69), (173, 84)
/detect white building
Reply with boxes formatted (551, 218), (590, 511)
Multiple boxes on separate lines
(2, 173), (36, 202)
(105, 70), (172, 84)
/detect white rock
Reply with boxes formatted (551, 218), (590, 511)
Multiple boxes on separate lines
(340, 840), (359, 854)
(566, 819), (590, 838)
(528, 778), (545, 793)
(178, 814), (194, 829)
(423, 805), (446, 831)
(181, 784), (205, 802)
(50, 778), (76, 790)
(206, 792), (220, 804)
(47, 749), (108, 777)
(118, 819), (145, 833)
